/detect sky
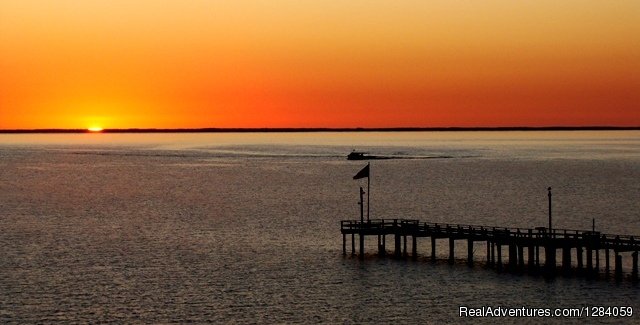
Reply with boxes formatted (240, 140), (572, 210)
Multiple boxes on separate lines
(1, 0), (639, 129)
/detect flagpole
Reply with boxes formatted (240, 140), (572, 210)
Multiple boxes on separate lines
(359, 187), (364, 224)
(367, 162), (370, 221)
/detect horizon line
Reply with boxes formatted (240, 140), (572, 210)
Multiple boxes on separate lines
(1, 126), (639, 134)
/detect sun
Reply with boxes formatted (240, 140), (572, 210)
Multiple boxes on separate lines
(87, 126), (104, 132)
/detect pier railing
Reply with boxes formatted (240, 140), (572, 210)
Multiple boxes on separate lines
(340, 218), (636, 245)
(340, 218), (639, 281)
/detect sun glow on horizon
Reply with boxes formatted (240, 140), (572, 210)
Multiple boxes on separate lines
(1, 1), (639, 129)
(87, 126), (104, 132)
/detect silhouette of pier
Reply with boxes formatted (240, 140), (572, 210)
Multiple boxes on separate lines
(340, 219), (639, 281)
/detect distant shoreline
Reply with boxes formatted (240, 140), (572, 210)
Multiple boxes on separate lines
(0, 126), (639, 134)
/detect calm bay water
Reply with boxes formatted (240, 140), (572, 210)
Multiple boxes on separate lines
(1, 131), (639, 323)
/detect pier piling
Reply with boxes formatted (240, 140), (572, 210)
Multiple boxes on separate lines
(359, 233), (364, 260)
(497, 244), (503, 272)
(467, 240), (473, 267)
(490, 242), (495, 266)
(448, 237), (455, 265)
(615, 253), (622, 281)
(605, 248), (610, 276)
(562, 247), (572, 276)
(431, 236), (436, 261)
(394, 220), (401, 258)
(508, 243), (517, 272)
(586, 247), (593, 277)
(383, 235), (386, 255)
(340, 219), (640, 281)
(577, 246), (583, 272)
(351, 233), (355, 255)
(518, 245), (524, 272)
(403, 235), (408, 258)
(545, 244), (556, 277)
(412, 236), (417, 260)
(633, 252), (638, 282)
(486, 241), (491, 265)
(528, 245), (535, 271)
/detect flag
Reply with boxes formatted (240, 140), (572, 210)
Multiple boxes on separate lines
(353, 164), (369, 179)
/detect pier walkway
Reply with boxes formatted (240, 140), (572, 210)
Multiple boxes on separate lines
(341, 219), (639, 281)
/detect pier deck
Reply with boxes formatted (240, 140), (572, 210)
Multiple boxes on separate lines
(341, 219), (639, 281)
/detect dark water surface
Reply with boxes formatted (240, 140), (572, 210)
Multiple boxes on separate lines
(1, 131), (639, 323)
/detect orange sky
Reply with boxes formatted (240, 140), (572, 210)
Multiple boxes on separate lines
(1, 0), (639, 129)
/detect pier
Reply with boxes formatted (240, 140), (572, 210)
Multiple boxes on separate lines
(340, 219), (640, 281)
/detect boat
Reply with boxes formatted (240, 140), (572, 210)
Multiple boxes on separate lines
(347, 151), (366, 160)
(347, 150), (456, 160)
(347, 151), (392, 160)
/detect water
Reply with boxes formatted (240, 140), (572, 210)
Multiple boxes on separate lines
(1, 131), (639, 323)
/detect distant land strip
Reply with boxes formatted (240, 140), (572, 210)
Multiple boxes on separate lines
(0, 126), (639, 134)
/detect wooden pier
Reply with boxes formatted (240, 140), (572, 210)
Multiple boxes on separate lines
(340, 219), (640, 281)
